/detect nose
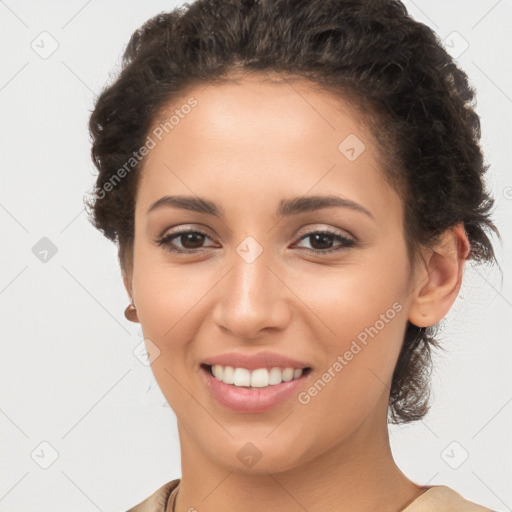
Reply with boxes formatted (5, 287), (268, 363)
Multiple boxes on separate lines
(211, 247), (291, 340)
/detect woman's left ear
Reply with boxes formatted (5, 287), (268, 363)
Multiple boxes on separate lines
(408, 222), (471, 328)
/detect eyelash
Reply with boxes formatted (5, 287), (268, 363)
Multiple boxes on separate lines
(154, 227), (355, 255)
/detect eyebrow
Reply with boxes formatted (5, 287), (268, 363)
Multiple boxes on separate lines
(147, 194), (374, 220)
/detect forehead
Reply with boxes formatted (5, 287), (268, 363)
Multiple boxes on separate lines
(150, 75), (372, 156)
(135, 75), (402, 225)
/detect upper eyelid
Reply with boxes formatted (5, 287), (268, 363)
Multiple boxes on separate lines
(159, 224), (215, 242)
(159, 223), (354, 241)
(159, 225), (355, 251)
(296, 225), (353, 239)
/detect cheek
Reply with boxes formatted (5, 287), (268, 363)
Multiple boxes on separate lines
(295, 255), (407, 345)
(294, 254), (409, 407)
(295, 300), (407, 450)
(132, 262), (206, 412)
(132, 257), (206, 342)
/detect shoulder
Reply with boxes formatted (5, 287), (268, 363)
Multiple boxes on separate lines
(125, 479), (180, 512)
(404, 485), (496, 512)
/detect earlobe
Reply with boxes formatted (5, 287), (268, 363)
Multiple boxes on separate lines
(122, 276), (139, 322)
(120, 248), (139, 323)
(408, 223), (470, 328)
(124, 301), (139, 323)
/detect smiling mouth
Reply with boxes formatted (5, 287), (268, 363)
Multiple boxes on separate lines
(201, 363), (312, 388)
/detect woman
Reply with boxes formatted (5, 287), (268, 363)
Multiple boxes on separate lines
(85, 0), (500, 510)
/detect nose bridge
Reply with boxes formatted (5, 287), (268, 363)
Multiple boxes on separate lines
(213, 235), (288, 337)
(230, 237), (274, 312)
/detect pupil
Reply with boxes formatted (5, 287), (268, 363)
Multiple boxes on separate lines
(182, 233), (204, 249)
(311, 233), (332, 250)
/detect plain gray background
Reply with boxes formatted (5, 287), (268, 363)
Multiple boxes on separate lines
(0, 1), (511, 511)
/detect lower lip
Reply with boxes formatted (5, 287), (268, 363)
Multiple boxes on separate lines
(201, 365), (310, 413)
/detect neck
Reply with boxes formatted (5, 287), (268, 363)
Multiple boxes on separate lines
(174, 399), (425, 512)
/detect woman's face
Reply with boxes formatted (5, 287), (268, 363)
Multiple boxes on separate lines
(127, 76), (423, 473)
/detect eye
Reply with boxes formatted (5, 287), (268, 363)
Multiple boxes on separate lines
(155, 228), (216, 254)
(154, 227), (356, 255)
(292, 230), (355, 254)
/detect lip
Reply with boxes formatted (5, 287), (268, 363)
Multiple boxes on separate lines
(202, 351), (311, 371)
(201, 364), (311, 413)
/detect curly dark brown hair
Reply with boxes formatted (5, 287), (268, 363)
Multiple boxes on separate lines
(85, 0), (500, 424)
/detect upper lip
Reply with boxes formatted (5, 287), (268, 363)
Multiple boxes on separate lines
(202, 351), (311, 371)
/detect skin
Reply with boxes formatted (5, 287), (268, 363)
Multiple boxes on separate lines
(122, 74), (470, 512)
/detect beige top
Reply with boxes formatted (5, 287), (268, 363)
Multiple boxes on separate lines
(125, 479), (497, 512)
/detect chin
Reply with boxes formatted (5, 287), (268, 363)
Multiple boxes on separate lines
(204, 436), (311, 475)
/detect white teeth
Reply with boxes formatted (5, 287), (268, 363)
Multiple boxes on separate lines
(250, 368), (269, 388)
(233, 368), (251, 387)
(212, 365), (223, 380)
(210, 364), (305, 387)
(222, 366), (234, 384)
(282, 368), (294, 382)
(269, 367), (282, 385)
